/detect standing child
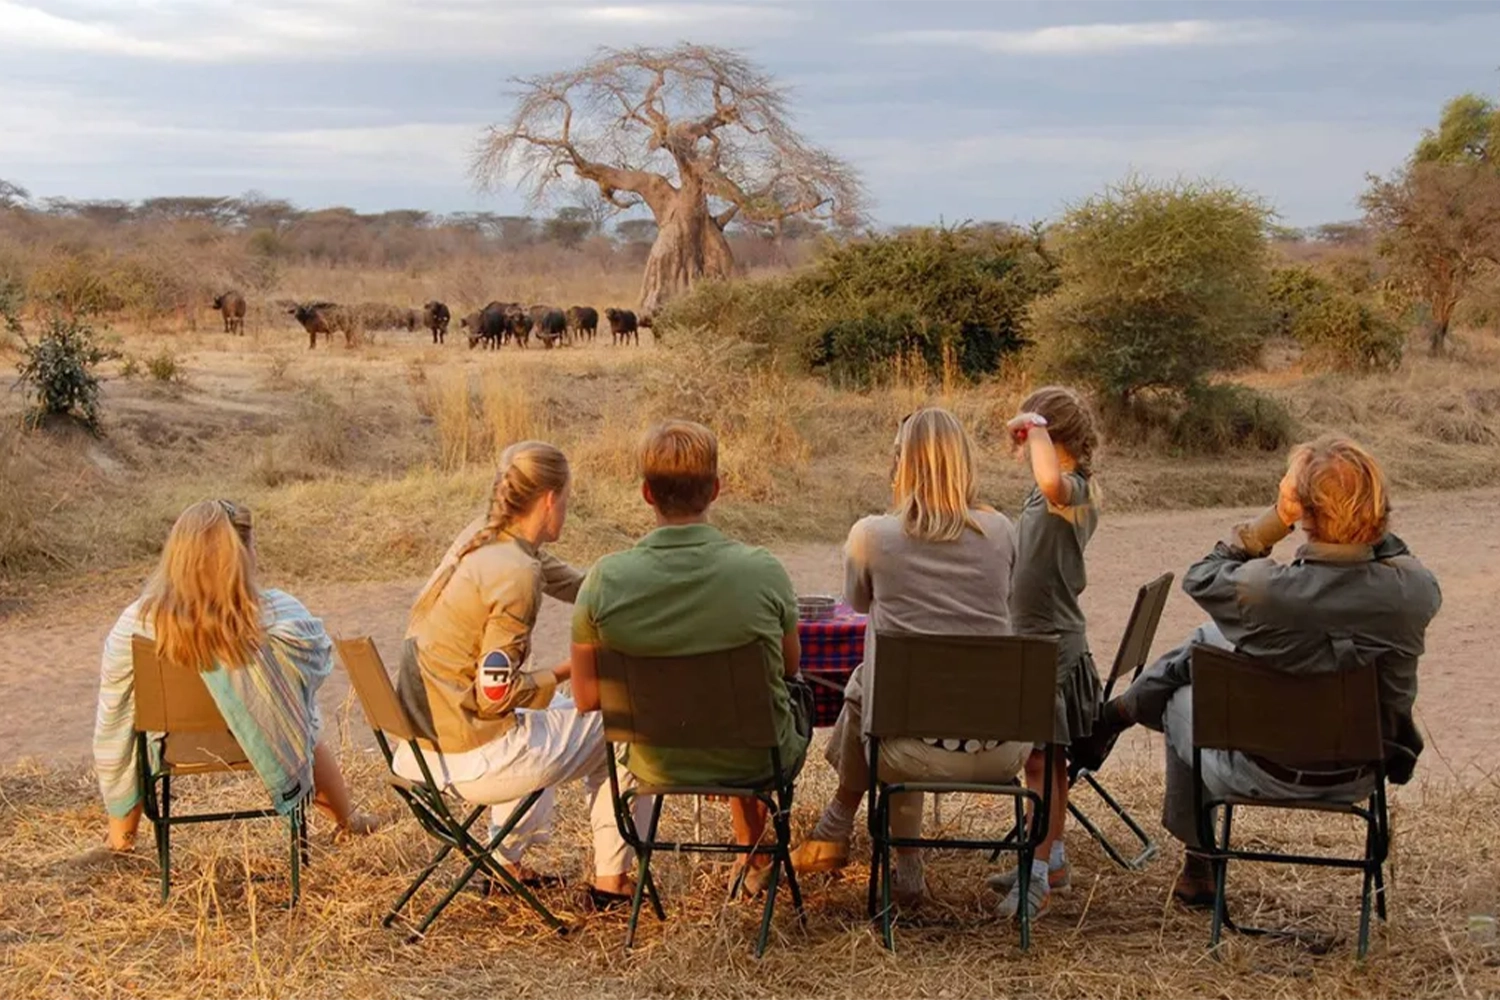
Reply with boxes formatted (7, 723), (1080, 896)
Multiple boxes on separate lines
(988, 385), (1101, 921)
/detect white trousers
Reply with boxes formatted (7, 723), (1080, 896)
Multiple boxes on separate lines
(395, 704), (652, 877)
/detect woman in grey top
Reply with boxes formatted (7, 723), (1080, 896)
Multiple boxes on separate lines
(789, 408), (1029, 905)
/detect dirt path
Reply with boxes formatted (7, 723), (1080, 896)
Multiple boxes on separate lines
(4, 490), (1495, 782)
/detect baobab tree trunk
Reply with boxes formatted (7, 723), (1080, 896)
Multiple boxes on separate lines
(638, 188), (734, 317)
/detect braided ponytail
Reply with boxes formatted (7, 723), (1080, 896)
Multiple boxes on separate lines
(409, 441), (570, 625)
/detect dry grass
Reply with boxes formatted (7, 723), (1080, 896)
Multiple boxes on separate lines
(4, 734), (1498, 1000)
(3, 309), (1500, 613)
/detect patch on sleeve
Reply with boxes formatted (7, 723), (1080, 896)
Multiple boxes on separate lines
(478, 649), (514, 705)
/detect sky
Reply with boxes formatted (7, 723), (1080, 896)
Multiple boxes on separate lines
(1, 0), (1497, 228)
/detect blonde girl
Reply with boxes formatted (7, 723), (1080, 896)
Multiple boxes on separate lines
(790, 408), (1028, 905)
(94, 500), (374, 852)
(395, 441), (649, 906)
(988, 386), (1101, 920)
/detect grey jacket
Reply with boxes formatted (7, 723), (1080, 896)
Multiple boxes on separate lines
(1129, 508), (1442, 781)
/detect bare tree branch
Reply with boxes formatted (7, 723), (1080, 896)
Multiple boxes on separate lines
(470, 43), (867, 308)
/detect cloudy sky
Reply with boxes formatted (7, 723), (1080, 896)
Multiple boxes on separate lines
(1, 0), (1496, 227)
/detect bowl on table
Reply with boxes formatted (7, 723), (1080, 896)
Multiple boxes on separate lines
(797, 595), (838, 622)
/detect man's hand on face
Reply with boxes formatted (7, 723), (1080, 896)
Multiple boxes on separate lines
(1276, 468), (1305, 530)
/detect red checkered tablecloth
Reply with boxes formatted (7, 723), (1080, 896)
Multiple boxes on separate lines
(798, 603), (867, 727)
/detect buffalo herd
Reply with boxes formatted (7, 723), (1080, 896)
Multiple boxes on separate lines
(210, 289), (647, 351)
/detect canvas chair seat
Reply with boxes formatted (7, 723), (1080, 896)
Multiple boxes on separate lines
(335, 637), (564, 942)
(161, 730), (252, 769)
(1217, 795), (1373, 815)
(1190, 644), (1391, 960)
(131, 636), (309, 904)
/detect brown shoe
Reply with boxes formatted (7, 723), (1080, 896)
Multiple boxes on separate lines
(1173, 851), (1220, 911)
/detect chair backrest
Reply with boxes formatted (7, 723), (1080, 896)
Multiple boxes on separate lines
(335, 637), (420, 743)
(131, 634), (233, 733)
(133, 635), (250, 766)
(866, 632), (1058, 745)
(596, 643), (777, 749)
(1106, 572), (1175, 685)
(1190, 644), (1384, 769)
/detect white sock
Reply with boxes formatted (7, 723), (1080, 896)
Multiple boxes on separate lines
(1031, 858), (1050, 886)
(809, 798), (858, 843)
(1049, 841), (1067, 869)
(893, 854), (926, 894)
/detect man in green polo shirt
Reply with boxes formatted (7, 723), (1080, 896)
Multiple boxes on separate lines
(570, 419), (810, 889)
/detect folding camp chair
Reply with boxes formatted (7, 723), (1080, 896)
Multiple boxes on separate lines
(866, 632), (1059, 952)
(1068, 571), (1174, 869)
(1190, 644), (1390, 959)
(596, 643), (805, 958)
(334, 637), (564, 941)
(131, 635), (310, 904)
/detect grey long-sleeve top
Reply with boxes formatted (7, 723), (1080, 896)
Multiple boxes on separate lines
(1155, 508), (1443, 776)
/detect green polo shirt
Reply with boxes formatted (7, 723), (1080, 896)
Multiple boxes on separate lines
(572, 523), (806, 787)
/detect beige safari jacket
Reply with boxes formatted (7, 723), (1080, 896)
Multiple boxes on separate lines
(397, 524), (584, 753)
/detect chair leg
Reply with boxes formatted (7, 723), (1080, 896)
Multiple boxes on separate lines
(773, 796), (806, 924)
(1209, 805), (1233, 956)
(625, 799), (665, 949)
(1070, 773), (1159, 871)
(642, 797), (666, 921)
(879, 800), (895, 951)
(385, 806), (482, 928)
(1373, 861), (1388, 923)
(755, 842), (781, 959)
(289, 802), (302, 907)
(1016, 845), (1033, 952)
(157, 775), (172, 903)
(1357, 866), (1375, 960)
(409, 859), (483, 942)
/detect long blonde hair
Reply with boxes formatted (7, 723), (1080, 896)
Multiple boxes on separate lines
(141, 499), (262, 671)
(891, 408), (983, 542)
(410, 441), (570, 624)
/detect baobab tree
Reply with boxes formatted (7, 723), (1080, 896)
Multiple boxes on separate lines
(472, 44), (866, 315)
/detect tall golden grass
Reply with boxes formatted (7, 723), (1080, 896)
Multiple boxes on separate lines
(2, 312), (1500, 608)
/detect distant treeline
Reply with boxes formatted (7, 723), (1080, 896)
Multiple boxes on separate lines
(0, 183), (832, 272)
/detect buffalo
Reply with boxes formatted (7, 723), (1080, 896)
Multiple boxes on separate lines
(566, 305), (599, 344)
(288, 302), (360, 349)
(465, 301), (517, 350)
(212, 290), (246, 335)
(423, 300), (451, 345)
(533, 308), (567, 349)
(605, 307), (639, 346)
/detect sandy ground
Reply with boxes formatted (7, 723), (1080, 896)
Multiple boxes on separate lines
(3, 489), (1496, 783)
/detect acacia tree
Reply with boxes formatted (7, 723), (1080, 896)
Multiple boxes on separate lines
(1362, 93), (1500, 355)
(472, 44), (865, 314)
(1362, 163), (1500, 355)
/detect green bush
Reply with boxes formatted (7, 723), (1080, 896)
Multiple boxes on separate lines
(1269, 265), (1405, 372)
(145, 347), (187, 385)
(1030, 177), (1273, 403)
(1295, 295), (1404, 373)
(1171, 383), (1295, 454)
(659, 224), (1058, 387)
(14, 315), (116, 431)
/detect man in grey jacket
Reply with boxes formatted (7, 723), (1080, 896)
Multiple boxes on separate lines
(1079, 436), (1442, 906)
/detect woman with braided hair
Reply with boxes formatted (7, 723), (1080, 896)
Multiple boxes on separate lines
(394, 441), (650, 906)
